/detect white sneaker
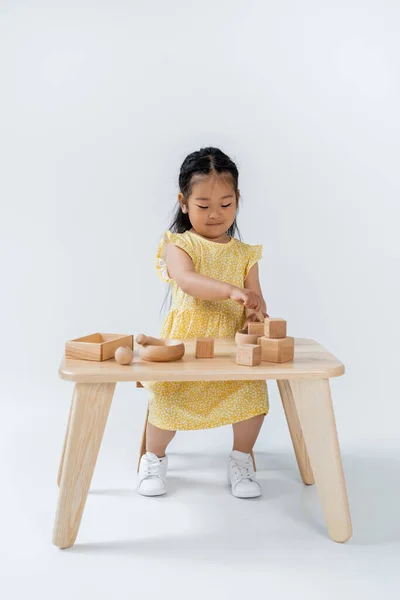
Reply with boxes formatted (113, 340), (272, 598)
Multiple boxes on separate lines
(137, 451), (168, 496)
(228, 450), (262, 498)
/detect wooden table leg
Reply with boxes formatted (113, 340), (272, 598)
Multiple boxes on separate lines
(137, 405), (149, 472)
(277, 380), (314, 485)
(57, 400), (72, 487)
(53, 382), (115, 549)
(250, 449), (256, 472)
(290, 379), (352, 543)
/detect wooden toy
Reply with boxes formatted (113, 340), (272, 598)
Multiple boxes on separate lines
(195, 337), (214, 358)
(248, 321), (265, 335)
(259, 336), (294, 363)
(136, 334), (185, 362)
(65, 333), (133, 361)
(264, 318), (287, 339)
(235, 328), (260, 346)
(115, 346), (134, 365)
(135, 334), (165, 346)
(236, 344), (262, 366)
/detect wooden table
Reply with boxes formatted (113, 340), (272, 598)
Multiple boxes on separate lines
(54, 337), (352, 549)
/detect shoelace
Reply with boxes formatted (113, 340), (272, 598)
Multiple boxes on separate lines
(143, 460), (163, 478)
(233, 461), (254, 481)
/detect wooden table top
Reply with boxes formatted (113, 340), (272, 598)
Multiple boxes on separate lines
(59, 337), (345, 383)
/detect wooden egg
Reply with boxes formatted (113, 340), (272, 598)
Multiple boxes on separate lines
(115, 346), (134, 365)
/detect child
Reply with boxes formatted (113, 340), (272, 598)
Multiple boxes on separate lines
(138, 147), (269, 499)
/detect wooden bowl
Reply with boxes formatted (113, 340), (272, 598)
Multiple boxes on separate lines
(136, 334), (185, 362)
(235, 328), (261, 346)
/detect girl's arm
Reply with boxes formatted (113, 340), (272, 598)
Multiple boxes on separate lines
(166, 243), (233, 300)
(243, 262), (268, 320)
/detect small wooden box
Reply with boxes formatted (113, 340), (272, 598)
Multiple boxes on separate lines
(264, 318), (287, 339)
(236, 344), (262, 366)
(65, 333), (134, 361)
(259, 336), (294, 363)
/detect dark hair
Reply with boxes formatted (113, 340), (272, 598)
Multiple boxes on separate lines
(160, 147), (243, 314)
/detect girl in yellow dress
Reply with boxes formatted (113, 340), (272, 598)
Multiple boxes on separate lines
(138, 147), (269, 499)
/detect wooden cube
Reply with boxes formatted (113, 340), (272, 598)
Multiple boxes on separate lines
(195, 337), (214, 358)
(236, 344), (262, 366)
(248, 321), (265, 335)
(264, 318), (287, 339)
(65, 333), (133, 361)
(259, 336), (294, 363)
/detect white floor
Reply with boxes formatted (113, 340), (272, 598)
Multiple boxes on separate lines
(1, 383), (399, 600)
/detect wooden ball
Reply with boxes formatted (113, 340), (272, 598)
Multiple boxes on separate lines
(115, 346), (134, 365)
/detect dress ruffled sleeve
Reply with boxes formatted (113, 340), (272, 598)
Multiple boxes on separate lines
(155, 230), (194, 283)
(244, 244), (263, 280)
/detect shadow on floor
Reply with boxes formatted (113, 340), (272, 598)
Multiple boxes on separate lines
(88, 449), (400, 549)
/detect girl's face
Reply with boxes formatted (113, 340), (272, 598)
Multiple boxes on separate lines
(178, 175), (238, 241)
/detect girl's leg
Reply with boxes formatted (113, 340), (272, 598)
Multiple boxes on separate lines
(232, 414), (265, 453)
(146, 421), (176, 457)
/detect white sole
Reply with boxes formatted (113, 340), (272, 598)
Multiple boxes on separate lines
(231, 488), (261, 498)
(136, 485), (167, 496)
(228, 475), (261, 498)
(137, 486), (167, 496)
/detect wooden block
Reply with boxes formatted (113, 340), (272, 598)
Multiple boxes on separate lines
(195, 337), (214, 358)
(65, 333), (133, 361)
(264, 318), (287, 339)
(248, 321), (265, 335)
(236, 344), (262, 366)
(259, 336), (294, 363)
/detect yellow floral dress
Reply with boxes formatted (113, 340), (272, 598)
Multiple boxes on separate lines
(141, 229), (269, 430)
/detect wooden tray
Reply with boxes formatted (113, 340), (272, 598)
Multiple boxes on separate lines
(65, 333), (133, 361)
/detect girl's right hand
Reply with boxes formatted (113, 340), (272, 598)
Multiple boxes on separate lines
(229, 286), (262, 311)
